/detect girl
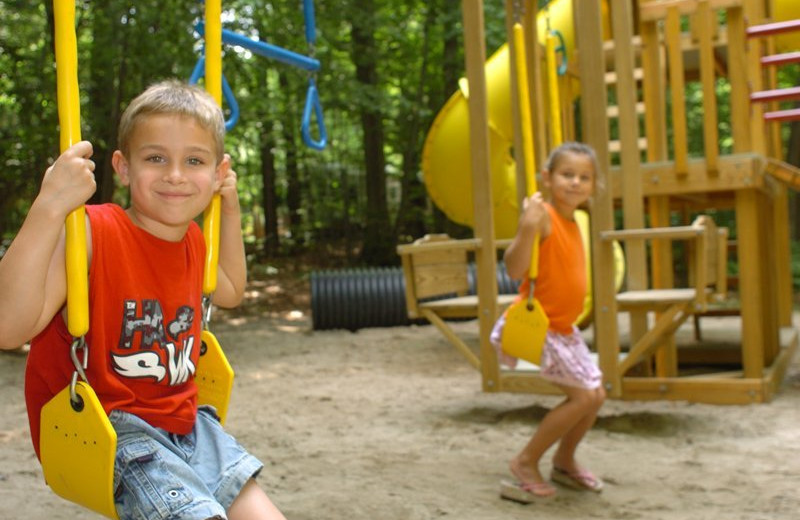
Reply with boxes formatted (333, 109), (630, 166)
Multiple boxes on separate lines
(493, 142), (606, 502)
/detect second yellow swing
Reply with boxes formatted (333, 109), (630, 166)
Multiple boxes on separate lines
(500, 22), (550, 365)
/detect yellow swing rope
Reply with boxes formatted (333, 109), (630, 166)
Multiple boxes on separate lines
(195, 0), (236, 425)
(202, 0), (222, 297)
(42, 3), (118, 518)
(512, 21), (539, 289)
(56, 0), (89, 338)
(499, 15), (550, 365)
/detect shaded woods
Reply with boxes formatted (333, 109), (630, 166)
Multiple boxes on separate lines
(0, 0), (511, 268)
(2, 1), (799, 271)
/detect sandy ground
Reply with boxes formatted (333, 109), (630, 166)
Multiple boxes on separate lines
(1, 308), (799, 519)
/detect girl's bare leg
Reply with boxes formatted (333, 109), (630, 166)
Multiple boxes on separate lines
(510, 385), (603, 484)
(552, 386), (605, 472)
(227, 479), (287, 520)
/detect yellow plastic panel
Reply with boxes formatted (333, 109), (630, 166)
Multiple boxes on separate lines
(197, 330), (234, 424)
(40, 382), (118, 519)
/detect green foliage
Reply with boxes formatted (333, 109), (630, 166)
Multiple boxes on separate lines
(792, 240), (800, 291)
(2, 1), (799, 270)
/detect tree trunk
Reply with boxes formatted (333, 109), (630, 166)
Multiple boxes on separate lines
(351, 0), (394, 265)
(87, 1), (121, 204)
(279, 71), (303, 250)
(261, 128), (280, 257)
(395, 2), (436, 242)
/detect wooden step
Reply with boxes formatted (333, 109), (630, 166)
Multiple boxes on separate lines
(761, 51), (800, 67)
(750, 86), (800, 103)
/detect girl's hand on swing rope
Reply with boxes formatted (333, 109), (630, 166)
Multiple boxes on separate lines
(217, 153), (241, 216)
(519, 191), (547, 233)
(39, 140), (97, 218)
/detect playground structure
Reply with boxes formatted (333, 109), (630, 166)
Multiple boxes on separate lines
(401, 0), (800, 404)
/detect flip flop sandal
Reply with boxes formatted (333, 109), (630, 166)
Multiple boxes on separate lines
(551, 467), (604, 492)
(499, 479), (557, 503)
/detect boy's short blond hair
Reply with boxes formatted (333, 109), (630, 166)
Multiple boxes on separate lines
(117, 80), (225, 161)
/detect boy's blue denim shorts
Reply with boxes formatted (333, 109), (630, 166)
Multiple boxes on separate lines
(109, 406), (263, 520)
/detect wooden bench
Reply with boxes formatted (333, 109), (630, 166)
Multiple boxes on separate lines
(601, 215), (729, 377)
(397, 234), (516, 369)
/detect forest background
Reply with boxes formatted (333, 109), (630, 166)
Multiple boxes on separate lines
(2, 0), (800, 280)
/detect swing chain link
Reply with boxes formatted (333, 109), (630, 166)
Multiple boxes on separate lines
(202, 294), (213, 331)
(526, 278), (536, 311)
(69, 336), (89, 406)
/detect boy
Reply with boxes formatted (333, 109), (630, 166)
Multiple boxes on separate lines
(0, 80), (286, 520)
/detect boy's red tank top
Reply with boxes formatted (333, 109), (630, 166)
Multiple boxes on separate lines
(25, 204), (205, 457)
(516, 203), (586, 334)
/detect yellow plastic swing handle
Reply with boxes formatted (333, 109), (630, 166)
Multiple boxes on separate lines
(512, 23), (539, 281)
(55, 0), (89, 338)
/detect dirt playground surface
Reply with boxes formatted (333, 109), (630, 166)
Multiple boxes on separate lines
(1, 291), (799, 519)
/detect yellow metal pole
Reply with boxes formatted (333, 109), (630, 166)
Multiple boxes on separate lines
(54, 0), (88, 337)
(202, 0), (222, 296)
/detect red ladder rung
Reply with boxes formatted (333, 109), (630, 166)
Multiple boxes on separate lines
(761, 52), (800, 67)
(751, 86), (800, 103)
(764, 108), (800, 123)
(747, 19), (800, 38)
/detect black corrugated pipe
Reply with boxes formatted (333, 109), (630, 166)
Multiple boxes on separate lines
(311, 263), (518, 331)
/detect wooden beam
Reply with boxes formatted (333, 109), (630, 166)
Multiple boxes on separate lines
(575, 0), (621, 397)
(460, 0), (500, 392)
(421, 309), (482, 370)
(620, 376), (768, 404)
(618, 303), (691, 375)
(727, 6), (751, 152)
(608, 154), (771, 198)
(697, 1), (719, 173)
(666, 6), (689, 176)
(639, 0), (743, 21)
(498, 371), (563, 394)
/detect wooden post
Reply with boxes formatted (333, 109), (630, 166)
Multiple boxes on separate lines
(665, 6), (689, 176)
(728, 6), (751, 152)
(641, 7), (675, 374)
(697, 0), (720, 174)
(461, 0), (500, 392)
(611, 0), (651, 367)
(574, 0), (621, 397)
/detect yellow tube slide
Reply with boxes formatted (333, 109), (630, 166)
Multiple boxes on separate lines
(774, 0), (800, 51)
(421, 0), (585, 239)
(421, 43), (519, 238)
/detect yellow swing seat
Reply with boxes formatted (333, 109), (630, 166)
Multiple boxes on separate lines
(197, 330), (235, 424)
(39, 339), (233, 519)
(41, 381), (118, 519)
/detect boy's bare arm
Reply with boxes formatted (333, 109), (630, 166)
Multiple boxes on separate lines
(0, 141), (96, 348)
(212, 155), (247, 309)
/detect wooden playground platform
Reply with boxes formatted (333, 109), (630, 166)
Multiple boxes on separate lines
(400, 0), (800, 404)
